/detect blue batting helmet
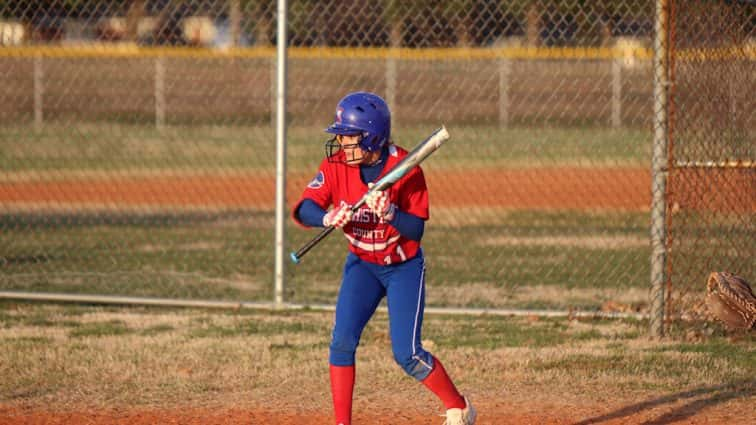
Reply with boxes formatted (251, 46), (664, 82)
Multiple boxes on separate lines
(325, 91), (391, 152)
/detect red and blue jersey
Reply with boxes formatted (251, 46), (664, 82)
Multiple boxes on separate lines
(293, 144), (429, 265)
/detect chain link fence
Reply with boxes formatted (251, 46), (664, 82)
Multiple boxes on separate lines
(665, 0), (755, 326)
(0, 1), (752, 332)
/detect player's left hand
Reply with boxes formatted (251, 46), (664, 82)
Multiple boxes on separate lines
(366, 183), (396, 221)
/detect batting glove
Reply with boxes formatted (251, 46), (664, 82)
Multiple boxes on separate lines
(323, 202), (353, 228)
(365, 183), (396, 222)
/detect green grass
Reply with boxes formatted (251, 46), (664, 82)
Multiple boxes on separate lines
(1, 210), (276, 300)
(4, 206), (748, 311)
(1, 208), (654, 310)
(286, 209), (652, 309)
(69, 320), (133, 338)
(428, 316), (572, 349)
(187, 318), (321, 339)
(0, 123), (651, 173)
(649, 341), (756, 373)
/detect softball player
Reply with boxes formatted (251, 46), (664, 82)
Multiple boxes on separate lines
(292, 92), (476, 425)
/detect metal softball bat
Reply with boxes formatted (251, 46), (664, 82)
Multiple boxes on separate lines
(290, 125), (450, 264)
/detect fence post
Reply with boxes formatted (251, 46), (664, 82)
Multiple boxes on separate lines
(498, 56), (511, 128)
(386, 25), (400, 125)
(611, 57), (622, 128)
(271, 55), (276, 129)
(273, 0), (289, 308)
(33, 55), (43, 129)
(386, 53), (397, 124)
(155, 57), (165, 129)
(650, 0), (670, 338)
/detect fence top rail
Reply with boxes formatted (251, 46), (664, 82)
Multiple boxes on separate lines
(4, 45), (750, 61)
(1, 44), (658, 60)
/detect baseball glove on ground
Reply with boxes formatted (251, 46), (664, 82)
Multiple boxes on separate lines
(705, 271), (756, 331)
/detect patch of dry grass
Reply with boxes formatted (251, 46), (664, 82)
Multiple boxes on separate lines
(0, 302), (753, 415)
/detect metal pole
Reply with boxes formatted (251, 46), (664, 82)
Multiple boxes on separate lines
(611, 57), (622, 128)
(155, 57), (165, 129)
(273, 0), (288, 308)
(229, 0), (241, 47)
(386, 54), (397, 123)
(650, 0), (670, 338)
(498, 57), (511, 128)
(33, 55), (43, 129)
(0, 291), (649, 320)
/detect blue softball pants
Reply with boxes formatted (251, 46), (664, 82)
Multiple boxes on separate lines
(329, 250), (435, 381)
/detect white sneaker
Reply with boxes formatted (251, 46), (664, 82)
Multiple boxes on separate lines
(442, 396), (477, 425)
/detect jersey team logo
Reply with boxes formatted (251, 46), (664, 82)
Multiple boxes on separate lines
(307, 171), (325, 189)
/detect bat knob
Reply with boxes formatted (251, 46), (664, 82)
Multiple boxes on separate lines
(289, 252), (301, 264)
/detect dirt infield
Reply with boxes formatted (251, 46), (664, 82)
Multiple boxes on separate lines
(1, 395), (753, 425)
(2, 166), (752, 212)
(0, 167), (651, 211)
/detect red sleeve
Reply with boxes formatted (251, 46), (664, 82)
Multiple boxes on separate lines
(291, 159), (333, 228)
(398, 166), (429, 220)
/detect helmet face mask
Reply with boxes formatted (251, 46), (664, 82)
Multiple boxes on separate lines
(325, 135), (364, 164)
(325, 92), (391, 163)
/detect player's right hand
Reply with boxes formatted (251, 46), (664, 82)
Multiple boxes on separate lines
(322, 202), (353, 228)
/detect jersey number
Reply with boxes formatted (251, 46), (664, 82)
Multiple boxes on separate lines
(383, 245), (407, 265)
